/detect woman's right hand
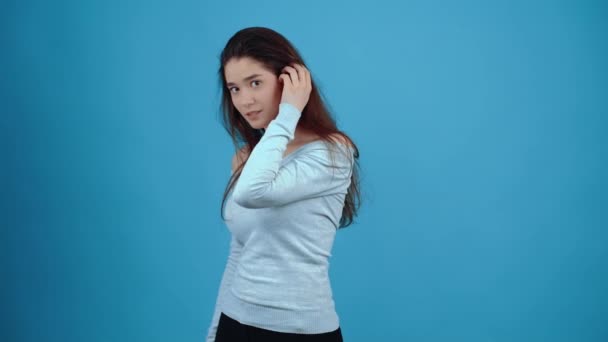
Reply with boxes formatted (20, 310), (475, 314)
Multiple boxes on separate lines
(279, 63), (312, 113)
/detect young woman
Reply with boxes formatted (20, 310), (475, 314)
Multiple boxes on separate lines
(206, 27), (362, 342)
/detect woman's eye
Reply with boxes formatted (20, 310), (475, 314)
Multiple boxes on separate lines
(228, 81), (259, 93)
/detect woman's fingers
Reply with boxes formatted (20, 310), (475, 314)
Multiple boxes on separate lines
(294, 64), (311, 90)
(279, 63), (312, 113)
(278, 73), (289, 84)
(283, 63), (311, 89)
(282, 65), (300, 87)
(291, 64), (304, 86)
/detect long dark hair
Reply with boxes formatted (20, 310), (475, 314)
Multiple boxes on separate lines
(218, 27), (362, 229)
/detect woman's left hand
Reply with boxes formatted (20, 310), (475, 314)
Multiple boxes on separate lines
(279, 63), (312, 113)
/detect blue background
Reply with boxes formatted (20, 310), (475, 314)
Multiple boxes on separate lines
(3, 0), (607, 341)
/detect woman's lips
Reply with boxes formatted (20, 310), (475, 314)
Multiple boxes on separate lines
(246, 110), (261, 119)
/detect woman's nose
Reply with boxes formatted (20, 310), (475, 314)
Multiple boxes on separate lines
(239, 91), (255, 106)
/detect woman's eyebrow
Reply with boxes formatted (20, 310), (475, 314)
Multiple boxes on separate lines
(226, 74), (262, 87)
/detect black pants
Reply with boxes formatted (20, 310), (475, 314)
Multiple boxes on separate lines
(215, 312), (343, 342)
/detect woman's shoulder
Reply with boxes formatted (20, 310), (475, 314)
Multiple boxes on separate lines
(288, 133), (353, 158)
(300, 133), (354, 163)
(303, 132), (352, 149)
(327, 132), (353, 148)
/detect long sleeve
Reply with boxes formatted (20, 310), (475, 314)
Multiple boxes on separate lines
(232, 103), (354, 209)
(206, 235), (242, 342)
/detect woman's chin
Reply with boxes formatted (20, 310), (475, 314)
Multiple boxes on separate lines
(249, 121), (268, 130)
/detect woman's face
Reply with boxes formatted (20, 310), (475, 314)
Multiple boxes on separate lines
(224, 57), (282, 130)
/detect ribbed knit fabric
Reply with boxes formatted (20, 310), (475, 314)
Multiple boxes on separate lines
(206, 103), (354, 342)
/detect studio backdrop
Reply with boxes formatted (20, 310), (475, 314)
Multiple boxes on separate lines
(3, 0), (607, 341)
